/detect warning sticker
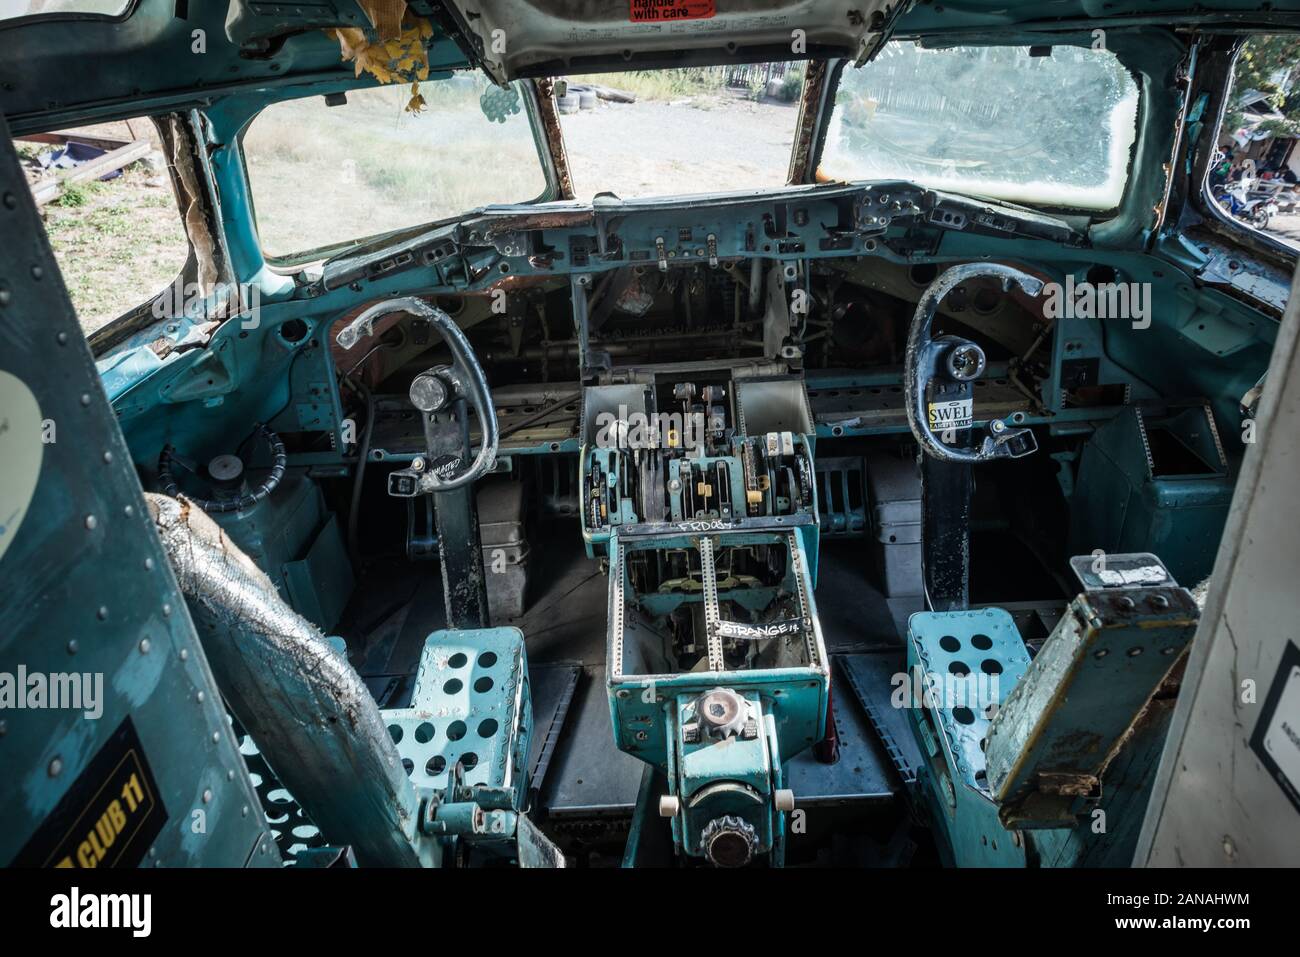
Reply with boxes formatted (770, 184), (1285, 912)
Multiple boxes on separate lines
(928, 397), (973, 431)
(1250, 641), (1300, 815)
(630, 0), (715, 23)
(12, 717), (166, 868)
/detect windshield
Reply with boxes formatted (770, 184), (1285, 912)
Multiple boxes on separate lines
(241, 75), (547, 262)
(557, 65), (802, 201)
(0, 0), (127, 20)
(819, 43), (1140, 210)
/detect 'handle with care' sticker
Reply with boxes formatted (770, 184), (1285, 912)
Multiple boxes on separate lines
(630, 0), (715, 23)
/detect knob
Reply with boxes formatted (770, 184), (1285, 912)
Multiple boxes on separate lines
(701, 815), (758, 868)
(410, 371), (450, 413)
(696, 688), (747, 739)
(207, 454), (245, 490)
(946, 342), (986, 381)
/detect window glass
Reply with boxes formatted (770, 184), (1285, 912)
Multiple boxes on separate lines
(18, 119), (189, 337)
(557, 65), (803, 201)
(0, 1), (128, 21)
(242, 76), (548, 261)
(819, 43), (1139, 210)
(1208, 35), (1300, 247)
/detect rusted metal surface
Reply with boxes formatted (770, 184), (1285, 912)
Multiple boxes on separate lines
(535, 77), (575, 201)
(787, 59), (831, 185)
(986, 587), (1199, 829)
(478, 209), (594, 234)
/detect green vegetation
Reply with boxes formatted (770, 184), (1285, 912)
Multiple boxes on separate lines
(1226, 35), (1300, 137)
(52, 179), (102, 208)
(568, 70), (717, 101)
(566, 66), (797, 103)
(42, 165), (188, 335)
(778, 68), (805, 103)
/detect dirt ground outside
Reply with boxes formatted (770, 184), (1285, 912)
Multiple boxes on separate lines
(18, 119), (188, 338)
(556, 90), (799, 201)
(1268, 212), (1300, 252)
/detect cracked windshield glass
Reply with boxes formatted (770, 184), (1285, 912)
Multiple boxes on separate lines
(819, 43), (1139, 210)
(241, 74), (547, 261)
(557, 64), (803, 201)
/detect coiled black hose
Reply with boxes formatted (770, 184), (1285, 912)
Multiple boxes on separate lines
(157, 423), (286, 513)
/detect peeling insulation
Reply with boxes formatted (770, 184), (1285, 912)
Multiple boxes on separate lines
(328, 0), (435, 113)
(158, 115), (218, 294)
(146, 492), (425, 867)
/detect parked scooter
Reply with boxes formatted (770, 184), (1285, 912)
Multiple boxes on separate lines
(1214, 178), (1280, 230)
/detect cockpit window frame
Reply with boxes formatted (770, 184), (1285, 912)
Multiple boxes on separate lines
(236, 75), (564, 269)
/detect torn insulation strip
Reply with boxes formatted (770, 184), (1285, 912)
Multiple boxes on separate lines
(328, 1), (435, 113)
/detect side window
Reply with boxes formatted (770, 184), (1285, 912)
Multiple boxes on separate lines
(16, 117), (191, 338)
(240, 75), (549, 263)
(1208, 35), (1300, 245)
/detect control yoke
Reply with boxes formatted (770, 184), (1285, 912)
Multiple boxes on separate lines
(336, 297), (499, 492)
(905, 263), (1043, 464)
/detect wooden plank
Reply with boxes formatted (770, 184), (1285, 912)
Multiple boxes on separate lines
(31, 139), (152, 206)
(17, 131), (133, 151)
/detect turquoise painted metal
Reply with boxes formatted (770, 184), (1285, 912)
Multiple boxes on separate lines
(907, 558), (1200, 867)
(1069, 404), (1234, 586)
(382, 628), (532, 809)
(607, 525), (827, 864)
(0, 114), (278, 868)
(211, 473), (354, 632)
(905, 609), (1032, 867)
(382, 627), (561, 865)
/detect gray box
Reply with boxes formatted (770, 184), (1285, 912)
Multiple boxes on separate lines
(864, 451), (923, 597)
(478, 480), (530, 622)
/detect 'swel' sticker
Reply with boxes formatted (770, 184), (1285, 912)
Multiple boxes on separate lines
(630, 0), (715, 23)
(928, 398), (973, 431)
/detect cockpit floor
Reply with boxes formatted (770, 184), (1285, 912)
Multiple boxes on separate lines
(336, 524), (918, 840)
